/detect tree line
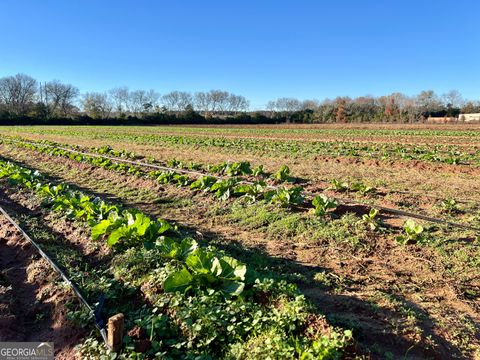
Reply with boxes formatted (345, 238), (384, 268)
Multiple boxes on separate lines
(1, 73), (479, 125)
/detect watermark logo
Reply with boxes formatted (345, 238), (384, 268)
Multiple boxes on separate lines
(0, 343), (54, 360)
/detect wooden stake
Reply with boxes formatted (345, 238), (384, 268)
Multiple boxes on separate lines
(108, 313), (124, 352)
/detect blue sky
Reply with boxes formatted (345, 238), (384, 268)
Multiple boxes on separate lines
(1, 0), (479, 109)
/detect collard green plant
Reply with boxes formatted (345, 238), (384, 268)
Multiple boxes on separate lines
(350, 181), (375, 195)
(164, 248), (247, 296)
(155, 236), (198, 260)
(252, 165), (266, 177)
(396, 219), (425, 245)
(274, 165), (292, 182)
(440, 198), (458, 213)
(190, 175), (218, 191)
(265, 186), (304, 207)
(357, 208), (380, 230)
(210, 178), (239, 200)
(312, 194), (338, 217)
(91, 211), (174, 248)
(330, 179), (349, 192)
(225, 161), (252, 176)
(234, 181), (267, 202)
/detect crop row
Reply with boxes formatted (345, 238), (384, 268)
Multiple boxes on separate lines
(2, 127), (479, 165)
(1, 137), (444, 243)
(0, 159), (354, 358)
(5, 136), (463, 234)
(4, 124), (480, 139)
(8, 136), (476, 209)
(1, 137), (338, 209)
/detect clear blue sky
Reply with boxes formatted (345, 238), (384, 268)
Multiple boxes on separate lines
(1, 0), (479, 109)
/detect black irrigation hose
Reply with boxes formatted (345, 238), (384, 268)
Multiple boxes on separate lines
(3, 137), (480, 233)
(0, 204), (109, 346)
(320, 196), (480, 233)
(5, 136), (478, 205)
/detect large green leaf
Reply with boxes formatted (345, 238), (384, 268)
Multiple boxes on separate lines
(156, 236), (185, 258)
(156, 219), (174, 235)
(91, 219), (113, 240)
(219, 256), (247, 281)
(185, 250), (216, 275)
(222, 281), (245, 296)
(164, 267), (193, 293)
(132, 213), (152, 236)
(156, 237), (197, 260)
(107, 226), (133, 246)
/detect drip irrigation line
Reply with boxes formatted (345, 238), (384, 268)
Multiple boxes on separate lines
(311, 194), (480, 233)
(5, 138), (214, 177)
(3, 137), (480, 233)
(2, 139), (471, 203)
(4, 137), (473, 203)
(0, 204), (109, 346)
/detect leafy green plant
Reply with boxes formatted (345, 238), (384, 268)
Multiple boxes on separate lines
(190, 175), (218, 191)
(265, 186), (304, 207)
(164, 248), (247, 296)
(357, 208), (380, 230)
(273, 165), (292, 182)
(440, 198), (458, 213)
(350, 181), (375, 195)
(225, 161), (252, 176)
(91, 211), (174, 248)
(187, 161), (202, 170)
(156, 236), (198, 260)
(311, 194), (337, 217)
(166, 158), (182, 168)
(210, 178), (239, 200)
(396, 219), (425, 245)
(234, 181), (267, 202)
(252, 165), (266, 177)
(330, 179), (349, 192)
(209, 161), (252, 176)
(155, 171), (191, 187)
(156, 170), (177, 184)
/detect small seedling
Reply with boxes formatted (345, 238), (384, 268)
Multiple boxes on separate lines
(357, 208), (380, 230)
(273, 165), (292, 182)
(440, 198), (458, 213)
(330, 179), (349, 192)
(396, 219), (425, 245)
(350, 181), (375, 195)
(312, 194), (338, 217)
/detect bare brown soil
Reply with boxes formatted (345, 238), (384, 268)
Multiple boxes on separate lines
(0, 208), (84, 359)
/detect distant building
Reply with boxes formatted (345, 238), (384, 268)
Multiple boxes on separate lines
(459, 113), (480, 122)
(426, 116), (457, 123)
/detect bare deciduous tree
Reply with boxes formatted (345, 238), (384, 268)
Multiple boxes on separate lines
(301, 99), (319, 110)
(162, 91), (192, 111)
(208, 90), (229, 112)
(442, 90), (464, 109)
(109, 87), (131, 114)
(268, 97), (302, 112)
(43, 80), (79, 117)
(0, 73), (38, 115)
(227, 94), (249, 112)
(81, 92), (112, 119)
(194, 91), (212, 115)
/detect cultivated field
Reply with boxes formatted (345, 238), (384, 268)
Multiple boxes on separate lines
(0, 124), (479, 359)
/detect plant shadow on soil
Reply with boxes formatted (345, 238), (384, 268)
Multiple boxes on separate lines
(0, 156), (475, 359)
